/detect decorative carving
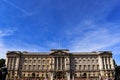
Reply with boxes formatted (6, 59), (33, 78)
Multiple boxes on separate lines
(50, 50), (69, 56)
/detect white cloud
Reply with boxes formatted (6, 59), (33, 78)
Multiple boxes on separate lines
(71, 29), (120, 51)
(0, 28), (16, 58)
(0, 28), (16, 37)
(65, 21), (120, 53)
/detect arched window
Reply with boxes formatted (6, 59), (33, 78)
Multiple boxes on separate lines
(88, 73), (91, 77)
(32, 73), (35, 78)
(84, 65), (86, 70)
(79, 65), (81, 70)
(83, 73), (87, 78)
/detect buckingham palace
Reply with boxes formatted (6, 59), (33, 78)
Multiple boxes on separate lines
(6, 49), (115, 80)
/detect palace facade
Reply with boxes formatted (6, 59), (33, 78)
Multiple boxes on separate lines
(6, 49), (115, 80)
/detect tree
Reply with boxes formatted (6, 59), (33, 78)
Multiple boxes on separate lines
(115, 66), (120, 80)
(0, 59), (5, 68)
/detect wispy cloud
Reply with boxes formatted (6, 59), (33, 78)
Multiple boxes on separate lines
(64, 21), (120, 53)
(0, 28), (17, 37)
(61, 0), (120, 53)
(0, 28), (16, 58)
(2, 0), (34, 16)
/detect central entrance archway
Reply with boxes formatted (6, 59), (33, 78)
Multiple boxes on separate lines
(54, 71), (65, 79)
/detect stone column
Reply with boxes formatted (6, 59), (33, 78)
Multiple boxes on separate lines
(98, 56), (103, 70)
(110, 57), (114, 69)
(68, 58), (70, 70)
(72, 75), (74, 80)
(66, 72), (70, 80)
(53, 58), (55, 70)
(50, 72), (53, 80)
(107, 57), (110, 69)
(7, 58), (10, 69)
(50, 58), (52, 70)
(100, 57), (104, 77)
(65, 58), (66, 70)
(57, 57), (58, 70)
(104, 57), (106, 70)
(5, 57), (8, 67)
(12, 58), (14, 70)
(16, 58), (19, 70)
(61, 57), (62, 70)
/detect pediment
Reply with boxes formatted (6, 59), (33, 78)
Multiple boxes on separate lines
(49, 49), (69, 56)
(6, 51), (21, 56)
(99, 51), (112, 55)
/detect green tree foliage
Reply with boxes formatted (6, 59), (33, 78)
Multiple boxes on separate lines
(0, 58), (5, 68)
(115, 66), (120, 80)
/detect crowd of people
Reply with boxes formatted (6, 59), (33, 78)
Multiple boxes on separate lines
(0, 64), (8, 80)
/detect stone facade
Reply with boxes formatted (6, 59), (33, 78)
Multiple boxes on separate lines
(6, 49), (115, 80)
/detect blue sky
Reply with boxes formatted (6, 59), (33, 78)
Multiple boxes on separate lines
(0, 0), (120, 65)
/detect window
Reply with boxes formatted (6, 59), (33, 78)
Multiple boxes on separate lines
(33, 65), (36, 70)
(88, 65), (90, 70)
(108, 58), (111, 64)
(79, 60), (81, 63)
(75, 65), (78, 70)
(75, 74), (77, 77)
(24, 60), (27, 63)
(88, 60), (90, 63)
(88, 73), (91, 77)
(75, 60), (78, 64)
(96, 60), (98, 63)
(29, 65), (31, 70)
(83, 73), (87, 78)
(80, 74), (82, 77)
(79, 65), (81, 70)
(84, 65), (86, 70)
(38, 65), (40, 70)
(110, 65), (111, 69)
(24, 65), (27, 70)
(105, 58), (107, 64)
(47, 65), (49, 69)
(97, 65), (99, 70)
(34, 60), (36, 63)
(92, 65), (95, 70)
(108, 73), (110, 77)
(30, 60), (31, 63)
(42, 65), (44, 69)
(106, 64), (108, 69)
(83, 60), (85, 63)
(43, 60), (45, 63)
(42, 74), (44, 77)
